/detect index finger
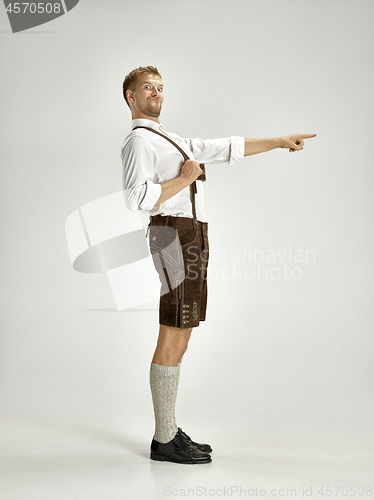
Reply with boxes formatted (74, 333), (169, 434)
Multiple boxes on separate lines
(300, 134), (317, 139)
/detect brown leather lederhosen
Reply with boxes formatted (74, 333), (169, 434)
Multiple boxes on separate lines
(132, 126), (209, 328)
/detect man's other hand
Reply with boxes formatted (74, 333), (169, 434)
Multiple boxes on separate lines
(180, 160), (203, 184)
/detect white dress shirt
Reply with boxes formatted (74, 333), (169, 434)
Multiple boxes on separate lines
(121, 118), (245, 223)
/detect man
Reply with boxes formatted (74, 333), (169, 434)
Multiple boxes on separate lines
(121, 65), (316, 465)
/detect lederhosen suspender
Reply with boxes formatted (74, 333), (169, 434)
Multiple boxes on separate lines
(132, 125), (205, 224)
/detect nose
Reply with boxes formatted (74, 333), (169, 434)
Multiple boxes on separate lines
(151, 86), (160, 97)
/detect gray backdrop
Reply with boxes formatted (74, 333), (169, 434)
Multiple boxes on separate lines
(1, 0), (373, 499)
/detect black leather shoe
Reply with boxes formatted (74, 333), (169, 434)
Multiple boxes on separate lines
(177, 427), (213, 453)
(150, 431), (212, 464)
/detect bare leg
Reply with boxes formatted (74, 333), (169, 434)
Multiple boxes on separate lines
(152, 325), (192, 366)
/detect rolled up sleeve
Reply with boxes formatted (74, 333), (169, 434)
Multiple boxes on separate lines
(228, 136), (245, 165)
(184, 136), (245, 165)
(121, 135), (161, 212)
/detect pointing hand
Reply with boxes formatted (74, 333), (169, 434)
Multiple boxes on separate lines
(280, 133), (317, 152)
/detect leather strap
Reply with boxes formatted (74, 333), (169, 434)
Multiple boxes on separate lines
(133, 125), (190, 161)
(132, 125), (199, 222)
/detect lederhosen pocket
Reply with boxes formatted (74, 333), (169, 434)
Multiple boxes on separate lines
(149, 225), (187, 294)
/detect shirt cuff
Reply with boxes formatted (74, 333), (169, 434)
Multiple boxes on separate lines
(228, 136), (245, 166)
(139, 180), (162, 211)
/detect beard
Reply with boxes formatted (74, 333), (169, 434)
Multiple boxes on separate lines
(141, 98), (162, 118)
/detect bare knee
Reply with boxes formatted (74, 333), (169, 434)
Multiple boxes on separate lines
(152, 326), (192, 366)
(159, 325), (192, 354)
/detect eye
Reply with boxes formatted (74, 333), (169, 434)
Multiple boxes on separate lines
(158, 88), (163, 92)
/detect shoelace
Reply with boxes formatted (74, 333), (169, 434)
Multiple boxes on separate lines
(178, 427), (192, 443)
(175, 432), (194, 452)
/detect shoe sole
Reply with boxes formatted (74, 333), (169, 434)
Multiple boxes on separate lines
(150, 453), (212, 464)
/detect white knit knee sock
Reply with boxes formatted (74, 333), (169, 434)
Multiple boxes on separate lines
(150, 362), (181, 443)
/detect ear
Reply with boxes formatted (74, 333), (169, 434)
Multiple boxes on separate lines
(126, 89), (134, 103)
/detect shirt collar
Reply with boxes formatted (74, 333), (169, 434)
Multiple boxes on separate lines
(131, 118), (165, 131)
